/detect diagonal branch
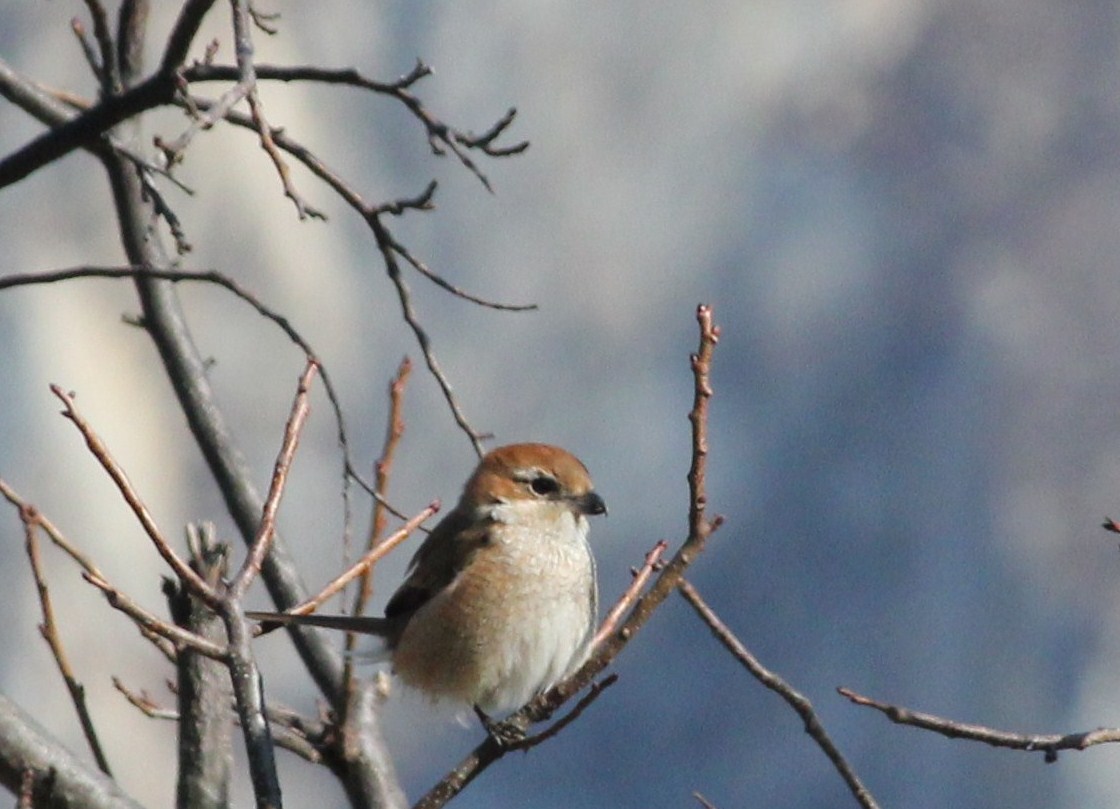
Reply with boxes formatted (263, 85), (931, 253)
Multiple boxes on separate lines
(51, 385), (220, 609)
(24, 525), (114, 776)
(680, 580), (879, 809)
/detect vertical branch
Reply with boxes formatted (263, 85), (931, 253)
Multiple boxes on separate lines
(167, 524), (233, 809)
(223, 612), (282, 809)
(344, 357), (412, 691)
(24, 520), (113, 776)
(686, 305), (718, 536)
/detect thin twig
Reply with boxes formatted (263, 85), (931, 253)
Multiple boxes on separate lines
(370, 215), (489, 457)
(591, 540), (667, 648)
(230, 0), (324, 220)
(24, 525), (113, 775)
(229, 360), (318, 598)
(255, 502), (439, 631)
(0, 479), (103, 577)
(0, 477), (226, 660)
(388, 236), (537, 312)
(509, 674), (619, 752)
(80, 0), (120, 95)
(51, 385), (221, 609)
(182, 61), (527, 190)
(83, 571), (228, 660)
(344, 357), (412, 696)
(112, 678), (179, 721)
(838, 687), (1120, 762)
(70, 19), (104, 85)
(680, 580), (879, 809)
(0, 265), (365, 511)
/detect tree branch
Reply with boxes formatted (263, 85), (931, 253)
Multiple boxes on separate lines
(0, 694), (146, 809)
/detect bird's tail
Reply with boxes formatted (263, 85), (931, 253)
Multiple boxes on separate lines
(246, 610), (398, 638)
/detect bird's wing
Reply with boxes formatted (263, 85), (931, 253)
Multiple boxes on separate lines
(384, 507), (491, 621)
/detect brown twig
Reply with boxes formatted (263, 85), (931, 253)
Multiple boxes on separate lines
(680, 580), (879, 809)
(255, 502), (439, 632)
(83, 571), (228, 660)
(24, 524), (113, 775)
(112, 678), (179, 721)
(838, 687), (1120, 762)
(413, 304), (724, 809)
(343, 358), (413, 695)
(0, 477), (226, 661)
(51, 385), (220, 609)
(509, 674), (619, 752)
(229, 360), (318, 598)
(0, 479), (103, 577)
(591, 540), (667, 648)
(0, 265), (371, 516)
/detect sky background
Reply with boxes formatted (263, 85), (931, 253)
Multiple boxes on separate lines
(4, 2), (1120, 807)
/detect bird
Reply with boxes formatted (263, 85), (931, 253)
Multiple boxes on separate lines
(247, 442), (607, 720)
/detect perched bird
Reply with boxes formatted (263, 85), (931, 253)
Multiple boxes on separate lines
(248, 443), (607, 718)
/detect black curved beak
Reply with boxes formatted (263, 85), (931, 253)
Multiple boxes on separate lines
(577, 491), (608, 517)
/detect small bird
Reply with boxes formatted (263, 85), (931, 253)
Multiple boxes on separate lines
(248, 443), (606, 719)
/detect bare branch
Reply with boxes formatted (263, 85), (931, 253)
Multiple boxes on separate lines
(509, 674), (619, 752)
(680, 581), (879, 809)
(70, 19), (105, 86)
(80, 0), (120, 94)
(254, 502), (439, 632)
(0, 479), (104, 578)
(370, 215), (489, 457)
(0, 265), (363, 511)
(838, 687), (1120, 762)
(112, 679), (179, 721)
(388, 234), (537, 312)
(229, 361), (318, 598)
(84, 571), (228, 660)
(0, 477), (226, 660)
(591, 540), (667, 648)
(51, 385), (220, 609)
(24, 525), (113, 776)
(0, 694), (147, 809)
(343, 357), (413, 702)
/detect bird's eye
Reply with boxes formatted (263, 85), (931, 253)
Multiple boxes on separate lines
(529, 475), (560, 496)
